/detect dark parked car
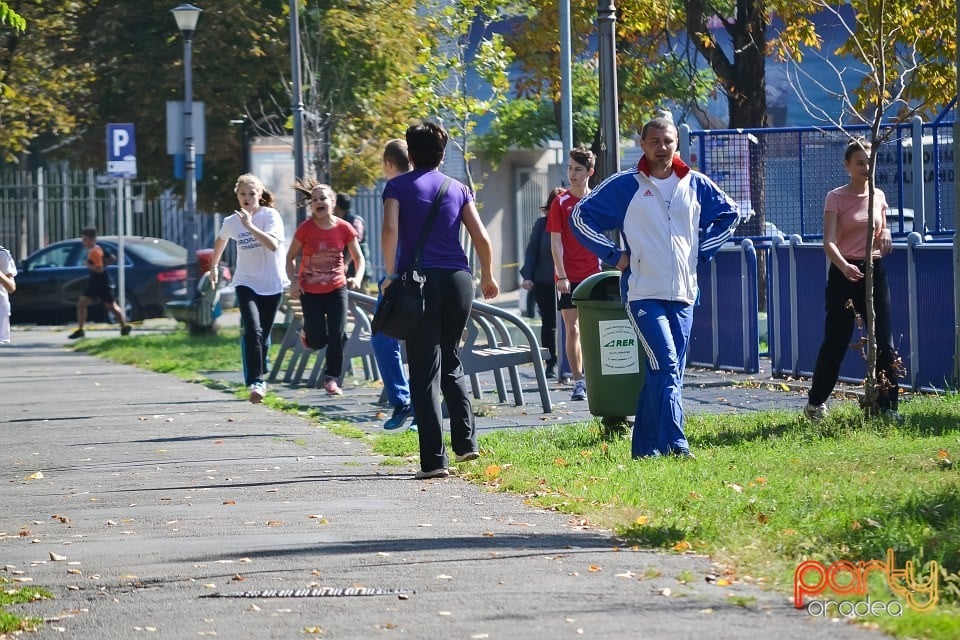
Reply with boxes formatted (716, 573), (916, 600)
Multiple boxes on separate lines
(11, 236), (190, 324)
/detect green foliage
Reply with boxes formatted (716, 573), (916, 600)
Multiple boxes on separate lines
(409, 0), (521, 191)
(0, 1), (92, 163)
(0, 1), (25, 32)
(475, 60), (601, 165)
(297, 0), (422, 190)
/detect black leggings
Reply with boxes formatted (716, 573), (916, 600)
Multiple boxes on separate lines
(808, 259), (899, 410)
(533, 282), (557, 366)
(406, 268), (476, 472)
(236, 285), (282, 386)
(300, 286), (348, 380)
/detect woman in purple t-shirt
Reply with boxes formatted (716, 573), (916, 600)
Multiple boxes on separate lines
(381, 121), (499, 480)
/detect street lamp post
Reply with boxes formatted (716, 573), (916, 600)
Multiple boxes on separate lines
(596, 0), (620, 182)
(171, 3), (202, 283)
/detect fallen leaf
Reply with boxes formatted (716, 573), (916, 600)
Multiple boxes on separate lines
(779, 383), (790, 392)
(51, 514), (70, 524)
(266, 520), (283, 527)
(553, 457), (568, 467)
(588, 564), (602, 572)
(481, 532), (495, 537)
(436, 574), (453, 581)
(222, 500), (236, 506)
(213, 440), (224, 445)
(658, 587), (672, 597)
(231, 574), (245, 581)
(634, 515), (649, 526)
(757, 513), (769, 524)
(672, 540), (692, 552)
(938, 449), (950, 459)
(25, 471), (44, 481)
(864, 518), (882, 528)
(49, 552), (67, 561)
(484, 464), (501, 479)
(728, 483), (743, 493)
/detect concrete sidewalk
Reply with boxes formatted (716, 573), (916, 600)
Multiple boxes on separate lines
(1, 325), (878, 640)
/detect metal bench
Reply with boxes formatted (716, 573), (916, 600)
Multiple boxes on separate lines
(347, 291), (553, 413)
(268, 291), (379, 387)
(460, 300), (553, 413)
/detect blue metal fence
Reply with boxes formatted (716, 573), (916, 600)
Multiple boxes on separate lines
(684, 101), (956, 241)
(688, 240), (760, 374)
(769, 235), (955, 391)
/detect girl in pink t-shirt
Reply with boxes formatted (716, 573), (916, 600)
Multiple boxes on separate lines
(804, 139), (901, 423)
(286, 181), (365, 396)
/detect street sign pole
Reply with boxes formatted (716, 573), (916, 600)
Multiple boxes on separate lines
(107, 123), (137, 325)
(116, 177), (126, 318)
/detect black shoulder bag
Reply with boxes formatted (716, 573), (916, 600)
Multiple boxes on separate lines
(371, 177), (452, 339)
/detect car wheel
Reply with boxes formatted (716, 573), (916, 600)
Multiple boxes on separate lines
(108, 292), (142, 323)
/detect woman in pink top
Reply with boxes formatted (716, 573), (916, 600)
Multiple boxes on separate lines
(804, 139), (901, 423)
(286, 181), (365, 396)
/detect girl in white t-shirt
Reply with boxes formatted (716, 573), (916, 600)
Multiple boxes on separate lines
(0, 245), (17, 344)
(210, 174), (289, 403)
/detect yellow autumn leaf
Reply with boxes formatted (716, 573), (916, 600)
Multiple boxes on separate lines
(25, 471), (44, 480)
(938, 449), (950, 459)
(672, 540), (692, 552)
(634, 515), (649, 526)
(553, 457), (568, 467)
(780, 383), (790, 392)
(588, 564), (602, 572)
(716, 578), (732, 586)
(484, 464), (501, 478)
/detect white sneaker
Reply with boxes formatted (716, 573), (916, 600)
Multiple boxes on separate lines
(803, 402), (825, 422)
(249, 382), (266, 404)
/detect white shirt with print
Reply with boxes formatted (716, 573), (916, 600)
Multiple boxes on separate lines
(217, 207), (289, 295)
(0, 246), (18, 344)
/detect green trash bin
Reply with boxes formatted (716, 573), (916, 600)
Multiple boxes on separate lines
(572, 271), (644, 424)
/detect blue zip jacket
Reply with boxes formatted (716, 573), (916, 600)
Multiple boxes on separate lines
(571, 155), (742, 305)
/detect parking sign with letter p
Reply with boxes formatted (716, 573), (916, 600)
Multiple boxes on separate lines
(107, 123), (137, 178)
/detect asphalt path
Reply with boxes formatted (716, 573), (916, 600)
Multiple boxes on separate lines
(1, 324), (880, 640)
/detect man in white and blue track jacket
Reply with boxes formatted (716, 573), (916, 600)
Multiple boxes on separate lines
(571, 116), (742, 459)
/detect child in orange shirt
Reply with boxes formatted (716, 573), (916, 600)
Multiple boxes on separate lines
(68, 227), (130, 339)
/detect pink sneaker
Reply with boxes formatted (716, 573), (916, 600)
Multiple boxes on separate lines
(323, 377), (343, 396)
